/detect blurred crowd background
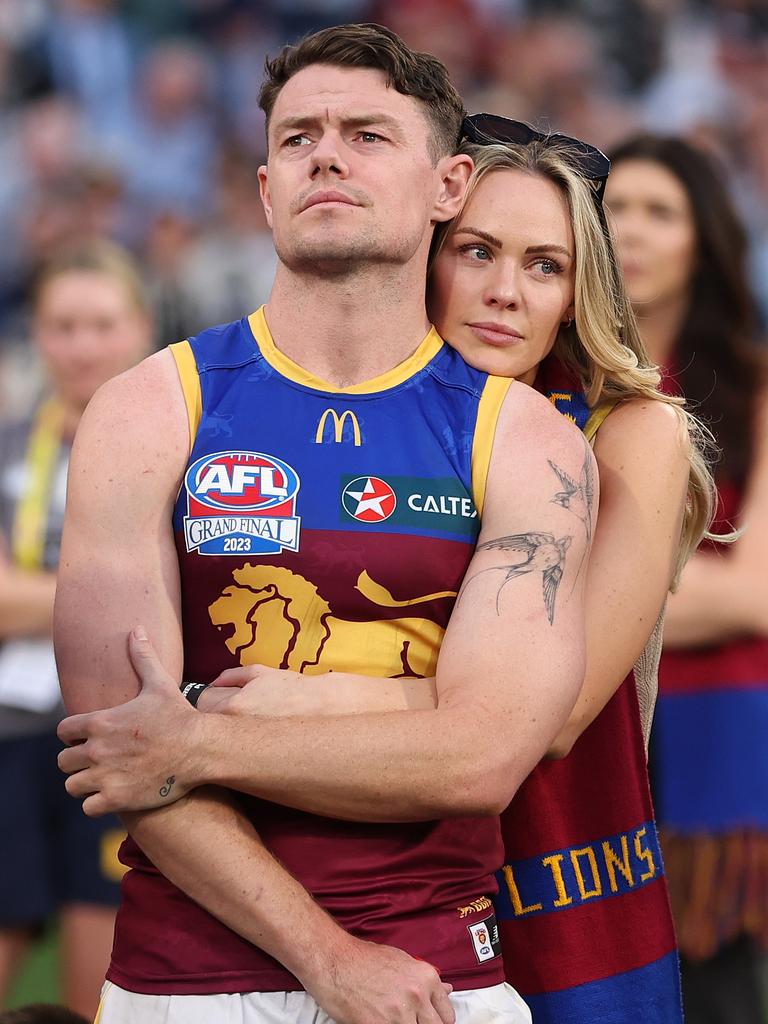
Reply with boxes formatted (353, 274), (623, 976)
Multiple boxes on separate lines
(2, 0), (768, 1018)
(1, 0), (768, 410)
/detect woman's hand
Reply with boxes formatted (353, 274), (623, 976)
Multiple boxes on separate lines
(197, 665), (319, 717)
(196, 666), (438, 718)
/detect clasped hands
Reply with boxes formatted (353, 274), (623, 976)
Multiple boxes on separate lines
(56, 627), (302, 816)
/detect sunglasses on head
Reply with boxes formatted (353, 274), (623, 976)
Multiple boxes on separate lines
(461, 113), (611, 203)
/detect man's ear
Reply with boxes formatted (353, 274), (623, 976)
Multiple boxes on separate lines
(432, 154), (473, 224)
(258, 165), (274, 229)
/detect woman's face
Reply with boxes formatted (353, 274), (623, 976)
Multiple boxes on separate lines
(605, 158), (697, 311)
(429, 169), (575, 383)
(34, 270), (152, 410)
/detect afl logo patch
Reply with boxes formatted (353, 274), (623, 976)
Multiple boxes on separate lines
(184, 451), (301, 556)
(341, 476), (396, 523)
(467, 914), (501, 964)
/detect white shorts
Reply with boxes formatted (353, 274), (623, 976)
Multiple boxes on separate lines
(96, 980), (532, 1023)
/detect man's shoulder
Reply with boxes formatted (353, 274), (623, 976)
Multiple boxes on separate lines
(74, 349), (189, 481)
(90, 348), (182, 415)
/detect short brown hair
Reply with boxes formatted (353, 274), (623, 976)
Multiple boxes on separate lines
(259, 23), (465, 162)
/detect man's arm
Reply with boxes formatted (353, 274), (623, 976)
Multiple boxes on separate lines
(62, 383), (594, 821)
(56, 351), (455, 1024)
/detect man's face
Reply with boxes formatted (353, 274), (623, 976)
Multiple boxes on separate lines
(259, 64), (449, 274)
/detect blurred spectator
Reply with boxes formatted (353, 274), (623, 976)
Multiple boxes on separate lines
(178, 145), (277, 331)
(0, 97), (87, 336)
(606, 133), (768, 1024)
(268, 0), (371, 39)
(0, 242), (152, 1020)
(115, 40), (217, 221)
(375, 0), (491, 95)
(205, 7), (277, 161)
(0, 0), (765, 369)
(143, 209), (200, 345)
(45, 0), (135, 143)
(484, 14), (639, 150)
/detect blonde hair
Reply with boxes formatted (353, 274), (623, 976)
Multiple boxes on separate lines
(432, 141), (717, 582)
(33, 239), (150, 317)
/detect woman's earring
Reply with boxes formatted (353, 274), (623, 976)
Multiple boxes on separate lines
(562, 316), (573, 328)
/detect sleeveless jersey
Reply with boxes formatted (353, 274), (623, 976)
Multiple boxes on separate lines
(494, 358), (683, 1024)
(107, 308), (511, 995)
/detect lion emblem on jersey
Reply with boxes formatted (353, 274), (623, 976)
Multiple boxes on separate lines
(209, 565), (456, 677)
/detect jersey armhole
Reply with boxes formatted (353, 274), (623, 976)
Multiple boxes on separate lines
(471, 376), (514, 518)
(169, 341), (202, 453)
(584, 398), (621, 443)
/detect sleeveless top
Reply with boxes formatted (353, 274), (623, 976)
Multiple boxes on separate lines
(107, 308), (513, 995)
(494, 358), (683, 1024)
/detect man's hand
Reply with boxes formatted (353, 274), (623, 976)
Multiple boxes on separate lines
(302, 933), (455, 1024)
(57, 627), (203, 815)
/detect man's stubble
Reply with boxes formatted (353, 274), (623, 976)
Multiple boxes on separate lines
(274, 217), (429, 280)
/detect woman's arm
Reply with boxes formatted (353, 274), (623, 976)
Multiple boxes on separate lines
(663, 392), (768, 647)
(547, 399), (688, 755)
(204, 399), (689, 764)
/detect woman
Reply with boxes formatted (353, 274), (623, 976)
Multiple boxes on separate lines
(198, 123), (715, 1023)
(0, 241), (152, 1017)
(606, 134), (768, 1024)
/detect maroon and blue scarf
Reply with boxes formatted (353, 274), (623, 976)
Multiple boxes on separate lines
(494, 356), (683, 1023)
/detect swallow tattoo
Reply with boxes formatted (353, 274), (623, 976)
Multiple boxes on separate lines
(548, 441), (594, 541)
(459, 531), (572, 624)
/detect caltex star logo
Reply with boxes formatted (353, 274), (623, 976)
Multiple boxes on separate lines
(341, 476), (397, 523)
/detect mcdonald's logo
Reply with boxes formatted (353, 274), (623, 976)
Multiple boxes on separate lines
(315, 408), (362, 446)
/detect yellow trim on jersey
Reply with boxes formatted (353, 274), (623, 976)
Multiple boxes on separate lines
(12, 398), (65, 570)
(169, 341), (202, 451)
(247, 306), (443, 394)
(471, 375), (514, 518)
(584, 399), (620, 442)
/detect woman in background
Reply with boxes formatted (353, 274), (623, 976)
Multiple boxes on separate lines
(606, 134), (768, 1024)
(0, 242), (152, 1017)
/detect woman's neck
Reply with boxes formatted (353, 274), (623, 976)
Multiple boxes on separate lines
(632, 292), (689, 367)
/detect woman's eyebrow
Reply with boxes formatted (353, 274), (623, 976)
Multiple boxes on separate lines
(525, 243), (573, 258)
(453, 227), (503, 247)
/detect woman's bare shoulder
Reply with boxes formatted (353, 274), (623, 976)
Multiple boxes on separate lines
(595, 397), (689, 465)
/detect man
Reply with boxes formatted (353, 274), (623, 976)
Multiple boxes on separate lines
(54, 24), (593, 1024)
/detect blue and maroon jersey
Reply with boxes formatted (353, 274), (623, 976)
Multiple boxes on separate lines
(107, 307), (511, 995)
(494, 357), (683, 1023)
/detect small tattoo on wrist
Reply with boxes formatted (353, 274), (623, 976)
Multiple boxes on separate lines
(159, 775), (176, 798)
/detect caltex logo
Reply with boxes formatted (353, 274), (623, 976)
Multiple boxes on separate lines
(341, 476), (397, 523)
